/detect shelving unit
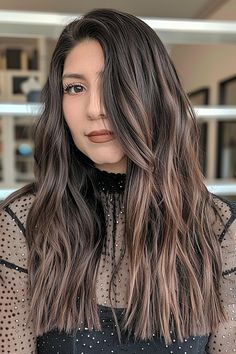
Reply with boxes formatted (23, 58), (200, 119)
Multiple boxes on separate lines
(0, 37), (44, 99)
(0, 113), (37, 187)
(14, 116), (35, 182)
(0, 35), (53, 188)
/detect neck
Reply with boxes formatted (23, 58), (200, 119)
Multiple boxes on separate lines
(94, 157), (127, 174)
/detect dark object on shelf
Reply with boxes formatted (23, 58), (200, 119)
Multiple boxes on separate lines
(6, 48), (21, 69)
(27, 90), (41, 102)
(16, 143), (33, 157)
(15, 124), (33, 140)
(28, 49), (38, 70)
(12, 76), (29, 94)
(217, 75), (236, 178)
(188, 87), (209, 177)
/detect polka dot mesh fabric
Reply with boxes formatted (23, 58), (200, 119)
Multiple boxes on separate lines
(97, 184), (128, 309)
(0, 170), (236, 353)
(0, 195), (36, 353)
(206, 197), (236, 353)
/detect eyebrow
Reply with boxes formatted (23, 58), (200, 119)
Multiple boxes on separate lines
(62, 73), (86, 80)
(62, 72), (103, 80)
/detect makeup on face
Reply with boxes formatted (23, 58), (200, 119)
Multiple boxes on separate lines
(86, 129), (115, 143)
(62, 40), (126, 173)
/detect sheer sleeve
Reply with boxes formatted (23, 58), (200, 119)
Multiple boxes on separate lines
(206, 196), (236, 353)
(0, 194), (36, 353)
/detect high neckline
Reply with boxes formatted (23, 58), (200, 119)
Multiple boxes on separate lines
(94, 167), (126, 194)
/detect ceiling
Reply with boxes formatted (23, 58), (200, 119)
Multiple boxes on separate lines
(0, 0), (228, 19)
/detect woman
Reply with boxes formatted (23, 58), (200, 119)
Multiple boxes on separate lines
(0, 8), (235, 354)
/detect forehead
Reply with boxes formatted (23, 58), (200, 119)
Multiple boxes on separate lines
(63, 39), (104, 75)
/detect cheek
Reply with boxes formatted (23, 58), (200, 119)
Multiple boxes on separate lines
(63, 98), (81, 130)
(62, 97), (72, 120)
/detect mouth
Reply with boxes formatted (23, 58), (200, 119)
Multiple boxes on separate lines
(86, 130), (115, 143)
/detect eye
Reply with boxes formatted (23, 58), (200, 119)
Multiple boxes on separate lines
(63, 83), (85, 95)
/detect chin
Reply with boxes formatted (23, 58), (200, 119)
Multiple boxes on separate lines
(96, 156), (126, 169)
(91, 154), (124, 164)
(93, 159), (121, 165)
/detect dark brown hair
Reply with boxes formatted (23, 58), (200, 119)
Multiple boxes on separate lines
(1, 8), (224, 344)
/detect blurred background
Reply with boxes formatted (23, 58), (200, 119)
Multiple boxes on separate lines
(0, 0), (236, 200)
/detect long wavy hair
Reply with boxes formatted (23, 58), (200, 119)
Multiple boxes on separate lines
(1, 8), (225, 344)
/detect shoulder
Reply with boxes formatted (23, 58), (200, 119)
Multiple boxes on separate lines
(0, 193), (35, 272)
(210, 194), (236, 240)
(211, 194), (236, 275)
(206, 195), (236, 353)
(0, 193), (37, 352)
(2, 192), (35, 228)
(211, 194), (236, 219)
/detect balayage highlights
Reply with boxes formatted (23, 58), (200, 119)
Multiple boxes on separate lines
(1, 8), (225, 344)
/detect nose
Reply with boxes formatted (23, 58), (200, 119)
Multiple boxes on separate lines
(87, 88), (106, 120)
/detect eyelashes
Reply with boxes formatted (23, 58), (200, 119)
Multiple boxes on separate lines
(63, 83), (86, 95)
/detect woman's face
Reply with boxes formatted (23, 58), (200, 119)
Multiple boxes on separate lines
(62, 39), (127, 173)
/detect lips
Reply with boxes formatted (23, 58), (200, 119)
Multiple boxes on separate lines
(86, 129), (115, 143)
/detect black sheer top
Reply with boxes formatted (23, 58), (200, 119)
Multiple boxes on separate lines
(0, 168), (236, 353)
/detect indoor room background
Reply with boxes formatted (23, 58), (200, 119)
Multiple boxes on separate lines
(0, 0), (236, 200)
